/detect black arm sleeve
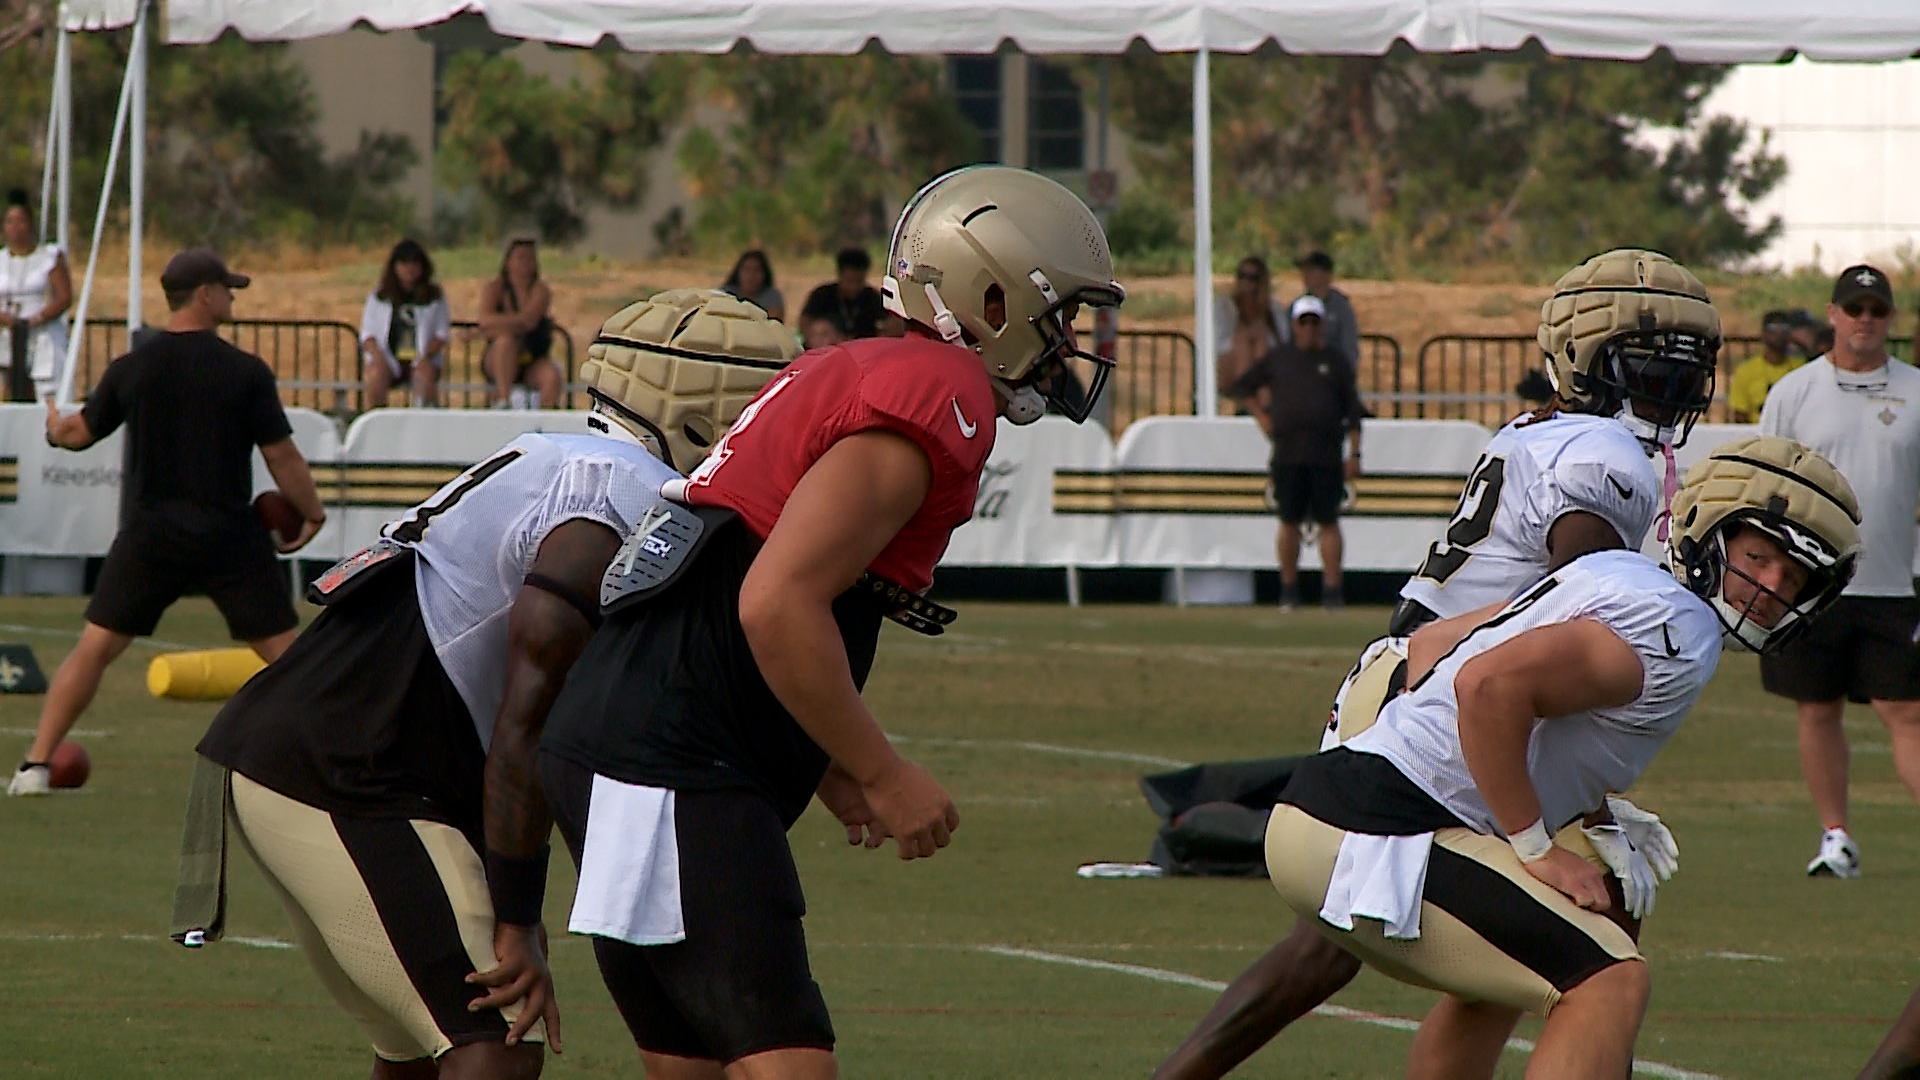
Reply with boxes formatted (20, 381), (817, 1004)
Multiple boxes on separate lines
(1223, 352), (1271, 400)
(246, 362), (294, 446)
(78, 358), (127, 441)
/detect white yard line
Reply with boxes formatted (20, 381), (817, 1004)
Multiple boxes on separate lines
(0, 930), (292, 950)
(0, 622), (211, 652)
(889, 734), (1191, 770)
(977, 945), (1721, 1080)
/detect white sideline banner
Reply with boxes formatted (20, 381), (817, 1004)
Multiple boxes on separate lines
(13, 408), (1898, 578)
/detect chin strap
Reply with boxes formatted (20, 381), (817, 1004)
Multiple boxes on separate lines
(997, 381), (1044, 425)
(923, 283), (964, 345)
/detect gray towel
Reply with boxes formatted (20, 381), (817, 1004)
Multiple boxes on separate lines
(170, 755), (229, 947)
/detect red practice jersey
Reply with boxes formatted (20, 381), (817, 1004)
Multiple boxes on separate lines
(666, 332), (997, 592)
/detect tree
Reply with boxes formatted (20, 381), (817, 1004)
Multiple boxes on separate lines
(436, 51), (681, 244)
(673, 51), (981, 254)
(1099, 48), (1784, 275)
(0, 22), (418, 252)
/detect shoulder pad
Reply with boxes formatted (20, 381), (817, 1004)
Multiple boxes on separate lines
(600, 502), (737, 615)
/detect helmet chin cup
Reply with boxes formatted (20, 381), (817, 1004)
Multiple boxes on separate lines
(1613, 403), (1674, 453)
(1710, 593), (1780, 653)
(1000, 382), (1045, 425)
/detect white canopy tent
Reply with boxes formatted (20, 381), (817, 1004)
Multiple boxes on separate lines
(49, 0), (1920, 410)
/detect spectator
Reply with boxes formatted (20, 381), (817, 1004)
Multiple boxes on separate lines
(802, 314), (846, 352)
(1227, 294), (1364, 611)
(359, 239), (450, 409)
(722, 249), (786, 322)
(800, 247), (887, 340)
(1790, 312), (1830, 359)
(1757, 264), (1920, 879)
(1727, 309), (1806, 423)
(477, 234), (562, 409)
(14, 249), (325, 797)
(1213, 256), (1287, 412)
(1280, 251), (1360, 371)
(0, 187), (71, 402)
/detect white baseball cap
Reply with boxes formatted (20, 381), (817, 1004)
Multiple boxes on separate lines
(1289, 294), (1326, 321)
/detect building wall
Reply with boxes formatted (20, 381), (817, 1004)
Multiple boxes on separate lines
(288, 29), (436, 228)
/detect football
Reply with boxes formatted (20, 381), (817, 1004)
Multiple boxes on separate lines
(48, 740), (89, 789)
(253, 490), (304, 546)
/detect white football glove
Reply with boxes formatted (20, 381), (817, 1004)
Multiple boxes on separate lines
(1581, 823), (1660, 920)
(1604, 795), (1679, 881)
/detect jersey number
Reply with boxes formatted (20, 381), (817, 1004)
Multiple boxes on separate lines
(388, 448), (526, 544)
(1414, 455), (1507, 585)
(681, 370), (801, 491)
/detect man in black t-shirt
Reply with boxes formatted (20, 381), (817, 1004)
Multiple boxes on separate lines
(1227, 294), (1365, 610)
(10, 249), (326, 797)
(799, 247), (890, 341)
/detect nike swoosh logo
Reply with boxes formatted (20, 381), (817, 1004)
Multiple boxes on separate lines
(1662, 624), (1680, 658)
(952, 398), (978, 439)
(1607, 475), (1632, 499)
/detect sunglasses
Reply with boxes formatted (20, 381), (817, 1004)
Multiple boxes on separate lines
(1842, 300), (1891, 320)
(1235, 271), (1264, 282)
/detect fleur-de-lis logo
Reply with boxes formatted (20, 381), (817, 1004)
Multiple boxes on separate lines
(1857, 269), (1879, 287)
(1881, 407), (1898, 426)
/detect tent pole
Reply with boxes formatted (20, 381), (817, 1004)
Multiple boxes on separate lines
(38, 31), (61, 246)
(58, 9), (141, 408)
(127, 0), (148, 331)
(56, 27), (71, 254)
(1191, 48), (1215, 417)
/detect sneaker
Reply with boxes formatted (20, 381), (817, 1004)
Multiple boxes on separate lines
(8, 763), (49, 797)
(1806, 828), (1860, 878)
(1279, 585), (1301, 612)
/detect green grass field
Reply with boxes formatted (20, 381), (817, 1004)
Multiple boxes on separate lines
(1, 596), (1916, 1078)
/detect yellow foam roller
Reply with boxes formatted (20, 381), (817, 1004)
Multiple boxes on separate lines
(147, 648), (266, 701)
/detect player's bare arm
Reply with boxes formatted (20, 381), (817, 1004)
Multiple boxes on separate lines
(1546, 510), (1625, 568)
(1454, 618), (1645, 909)
(467, 517), (622, 1051)
(259, 437), (327, 552)
(738, 428), (961, 861)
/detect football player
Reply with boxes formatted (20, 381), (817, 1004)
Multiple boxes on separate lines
(1861, 983), (1920, 1079)
(531, 166), (1123, 1080)
(1266, 435), (1856, 1078)
(1156, 249), (1723, 1079)
(184, 291), (795, 1079)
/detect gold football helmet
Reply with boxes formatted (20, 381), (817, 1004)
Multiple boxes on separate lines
(1538, 249), (1721, 450)
(1668, 436), (1859, 652)
(579, 289), (798, 473)
(881, 166), (1125, 425)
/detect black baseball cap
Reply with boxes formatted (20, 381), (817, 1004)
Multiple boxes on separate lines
(160, 249), (249, 293)
(1831, 264), (1892, 308)
(1762, 309), (1798, 331)
(1296, 250), (1334, 272)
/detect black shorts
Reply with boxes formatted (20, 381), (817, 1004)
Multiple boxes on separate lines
(1761, 595), (1920, 703)
(541, 750), (833, 1063)
(86, 521), (296, 641)
(1271, 462), (1344, 525)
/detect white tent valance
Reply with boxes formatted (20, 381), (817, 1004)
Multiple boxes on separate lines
(60, 0), (1920, 61)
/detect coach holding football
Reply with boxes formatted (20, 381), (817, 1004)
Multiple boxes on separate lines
(9, 250), (325, 797)
(1758, 263), (1920, 878)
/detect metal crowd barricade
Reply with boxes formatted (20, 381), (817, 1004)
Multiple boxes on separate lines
(1106, 328), (1197, 432)
(70, 317), (578, 416)
(1355, 333), (1405, 418)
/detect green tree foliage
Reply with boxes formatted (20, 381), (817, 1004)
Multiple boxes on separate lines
(1101, 48), (1784, 275)
(674, 51), (981, 254)
(436, 51), (680, 244)
(0, 26), (417, 251)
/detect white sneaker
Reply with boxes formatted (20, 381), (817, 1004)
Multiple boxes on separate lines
(1806, 829), (1860, 878)
(7, 764), (49, 797)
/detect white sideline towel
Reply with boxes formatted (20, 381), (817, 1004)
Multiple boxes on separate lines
(567, 776), (685, 946)
(1319, 831), (1433, 940)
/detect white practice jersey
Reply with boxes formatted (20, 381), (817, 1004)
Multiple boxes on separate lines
(383, 432), (676, 748)
(1399, 412), (1659, 620)
(1348, 550), (1720, 835)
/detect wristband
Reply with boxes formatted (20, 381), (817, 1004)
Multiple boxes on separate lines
(485, 845), (551, 927)
(1508, 819), (1552, 864)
